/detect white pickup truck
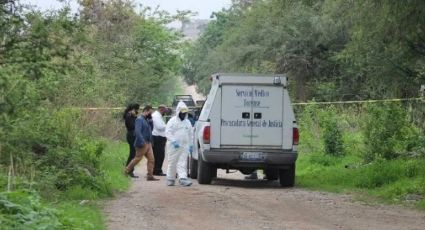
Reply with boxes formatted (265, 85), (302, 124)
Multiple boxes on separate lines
(189, 73), (299, 187)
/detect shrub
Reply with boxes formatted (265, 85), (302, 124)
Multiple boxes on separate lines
(298, 103), (324, 155)
(0, 190), (61, 229)
(321, 107), (345, 157)
(1, 108), (112, 198)
(362, 103), (424, 162)
(298, 104), (344, 156)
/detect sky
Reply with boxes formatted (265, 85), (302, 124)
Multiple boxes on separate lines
(21, 0), (232, 19)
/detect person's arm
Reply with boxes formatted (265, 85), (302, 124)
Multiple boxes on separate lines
(166, 118), (180, 148)
(134, 118), (145, 148)
(152, 113), (166, 132)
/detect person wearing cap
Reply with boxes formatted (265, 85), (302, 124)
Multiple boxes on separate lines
(152, 105), (168, 176)
(165, 101), (193, 186)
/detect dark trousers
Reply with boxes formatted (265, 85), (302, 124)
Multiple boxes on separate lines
(126, 132), (136, 173)
(152, 135), (167, 174)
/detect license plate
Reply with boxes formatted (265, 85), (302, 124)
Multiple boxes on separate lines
(241, 152), (264, 161)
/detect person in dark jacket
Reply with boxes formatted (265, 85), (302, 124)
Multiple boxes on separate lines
(125, 105), (159, 181)
(123, 103), (140, 178)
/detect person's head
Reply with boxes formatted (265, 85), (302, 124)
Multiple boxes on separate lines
(123, 103), (140, 119)
(176, 101), (189, 121)
(142, 105), (153, 119)
(157, 105), (168, 116)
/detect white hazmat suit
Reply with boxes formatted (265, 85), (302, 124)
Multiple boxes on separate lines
(165, 101), (194, 186)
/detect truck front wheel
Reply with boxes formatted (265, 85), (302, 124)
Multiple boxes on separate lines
(197, 153), (213, 184)
(279, 164), (295, 187)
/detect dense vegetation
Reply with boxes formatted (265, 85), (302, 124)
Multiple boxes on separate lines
(1, 0), (425, 228)
(0, 0), (183, 228)
(296, 102), (425, 208)
(183, 0), (425, 101)
(183, 0), (425, 208)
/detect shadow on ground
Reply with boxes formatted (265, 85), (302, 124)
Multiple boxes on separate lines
(210, 177), (291, 189)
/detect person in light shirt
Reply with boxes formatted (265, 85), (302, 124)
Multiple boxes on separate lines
(152, 105), (169, 176)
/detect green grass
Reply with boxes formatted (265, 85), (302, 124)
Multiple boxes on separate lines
(56, 141), (130, 229)
(57, 202), (105, 230)
(52, 141), (130, 229)
(60, 141), (130, 201)
(296, 153), (425, 209)
(296, 103), (425, 209)
(0, 141), (130, 229)
(100, 141), (130, 192)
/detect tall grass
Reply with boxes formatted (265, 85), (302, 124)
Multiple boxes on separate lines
(0, 141), (129, 229)
(296, 102), (425, 208)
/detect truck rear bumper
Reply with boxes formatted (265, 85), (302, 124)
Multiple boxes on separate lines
(202, 148), (297, 167)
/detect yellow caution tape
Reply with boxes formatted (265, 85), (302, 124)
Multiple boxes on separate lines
(68, 98), (424, 110)
(293, 98), (423, 106)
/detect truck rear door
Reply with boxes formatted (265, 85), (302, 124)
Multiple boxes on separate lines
(220, 85), (252, 146)
(251, 86), (283, 146)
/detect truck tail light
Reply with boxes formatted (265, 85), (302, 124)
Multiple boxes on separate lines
(203, 126), (211, 144)
(293, 127), (299, 145)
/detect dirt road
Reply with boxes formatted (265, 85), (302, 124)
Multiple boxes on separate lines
(104, 167), (425, 230)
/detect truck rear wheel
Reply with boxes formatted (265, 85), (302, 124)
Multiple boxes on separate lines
(211, 166), (217, 178)
(197, 153), (212, 184)
(189, 156), (198, 179)
(265, 169), (279, 180)
(279, 164), (295, 187)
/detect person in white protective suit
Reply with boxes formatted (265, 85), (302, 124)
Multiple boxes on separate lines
(165, 101), (194, 186)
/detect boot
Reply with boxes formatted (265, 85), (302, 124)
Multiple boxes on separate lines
(146, 175), (159, 181)
(179, 178), (192, 186)
(166, 179), (175, 186)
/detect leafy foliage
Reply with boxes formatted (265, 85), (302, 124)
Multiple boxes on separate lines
(183, 0), (425, 101)
(0, 191), (61, 229)
(297, 103), (425, 208)
(321, 107), (344, 157)
(298, 104), (344, 157)
(0, 0), (184, 228)
(362, 103), (424, 162)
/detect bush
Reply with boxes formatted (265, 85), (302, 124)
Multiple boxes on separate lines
(0, 108), (114, 198)
(298, 104), (344, 156)
(298, 103), (325, 155)
(0, 191), (61, 229)
(362, 103), (424, 162)
(296, 103), (425, 208)
(321, 107), (344, 157)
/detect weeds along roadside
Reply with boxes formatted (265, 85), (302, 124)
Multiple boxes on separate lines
(0, 108), (129, 229)
(295, 101), (425, 209)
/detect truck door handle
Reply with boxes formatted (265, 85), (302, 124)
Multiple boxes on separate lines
(242, 112), (250, 119)
(254, 113), (262, 119)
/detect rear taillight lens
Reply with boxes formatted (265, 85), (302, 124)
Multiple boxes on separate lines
(203, 126), (211, 144)
(293, 128), (299, 145)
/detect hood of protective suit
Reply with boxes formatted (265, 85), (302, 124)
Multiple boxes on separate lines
(176, 101), (189, 115)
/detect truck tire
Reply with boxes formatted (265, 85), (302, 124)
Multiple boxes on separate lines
(197, 153), (212, 184)
(211, 166), (217, 179)
(279, 164), (295, 187)
(189, 156), (198, 179)
(265, 168), (279, 180)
